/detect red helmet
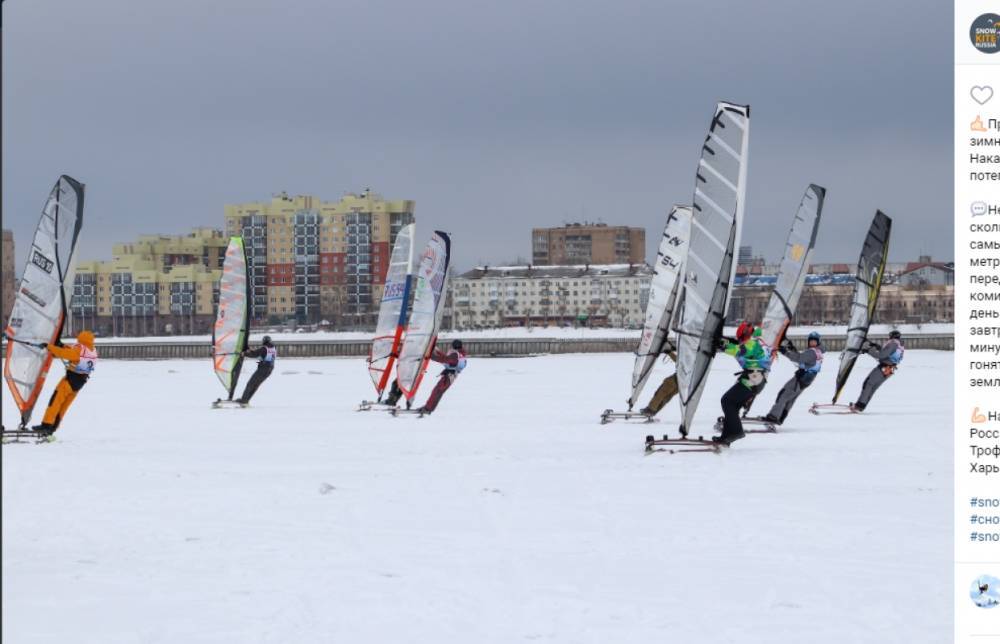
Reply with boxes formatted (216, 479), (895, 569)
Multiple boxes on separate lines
(736, 321), (755, 342)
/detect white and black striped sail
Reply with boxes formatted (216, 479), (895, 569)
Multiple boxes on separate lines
(3, 175), (85, 427)
(369, 223), (415, 397)
(396, 231), (451, 400)
(833, 210), (891, 403)
(675, 102), (750, 435)
(759, 184), (826, 358)
(628, 205), (691, 408)
(212, 237), (251, 400)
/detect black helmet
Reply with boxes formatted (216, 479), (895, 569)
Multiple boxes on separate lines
(262, 335), (273, 345)
(807, 331), (821, 342)
(451, 339), (463, 350)
(888, 330), (901, 340)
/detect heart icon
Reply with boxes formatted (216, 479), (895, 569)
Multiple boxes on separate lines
(972, 85), (994, 105)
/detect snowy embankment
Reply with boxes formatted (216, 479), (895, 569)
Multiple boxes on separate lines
(86, 322), (954, 344)
(2, 351), (951, 643)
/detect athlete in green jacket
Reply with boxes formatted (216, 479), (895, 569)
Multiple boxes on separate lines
(715, 322), (772, 445)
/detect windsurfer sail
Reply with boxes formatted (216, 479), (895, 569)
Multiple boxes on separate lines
(758, 184), (826, 359)
(674, 102), (750, 436)
(628, 205), (692, 409)
(3, 175), (85, 429)
(832, 210), (892, 403)
(396, 231), (451, 401)
(212, 237), (251, 401)
(368, 223), (415, 398)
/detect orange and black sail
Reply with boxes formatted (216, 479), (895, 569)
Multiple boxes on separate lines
(3, 176), (85, 429)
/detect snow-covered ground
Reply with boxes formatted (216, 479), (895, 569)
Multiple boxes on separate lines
(2, 350), (952, 643)
(77, 322), (954, 344)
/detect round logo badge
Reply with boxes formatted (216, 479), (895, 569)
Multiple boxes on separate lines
(971, 13), (1000, 53)
(971, 575), (1000, 608)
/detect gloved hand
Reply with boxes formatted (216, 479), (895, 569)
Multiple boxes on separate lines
(715, 337), (728, 352)
(35, 342), (49, 349)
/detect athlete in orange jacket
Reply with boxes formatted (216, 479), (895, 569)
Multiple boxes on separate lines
(32, 330), (98, 434)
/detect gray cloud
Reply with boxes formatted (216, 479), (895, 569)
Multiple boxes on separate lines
(2, 0), (951, 271)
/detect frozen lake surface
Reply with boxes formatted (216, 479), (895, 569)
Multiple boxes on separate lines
(3, 350), (952, 643)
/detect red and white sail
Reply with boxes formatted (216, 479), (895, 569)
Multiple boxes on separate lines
(396, 231), (451, 400)
(368, 223), (415, 397)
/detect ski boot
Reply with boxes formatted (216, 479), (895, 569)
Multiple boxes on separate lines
(712, 431), (745, 446)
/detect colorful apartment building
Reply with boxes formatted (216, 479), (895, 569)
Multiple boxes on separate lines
(223, 189), (415, 325)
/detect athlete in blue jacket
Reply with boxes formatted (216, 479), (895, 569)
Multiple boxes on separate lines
(763, 331), (824, 425)
(236, 336), (276, 404)
(850, 330), (904, 412)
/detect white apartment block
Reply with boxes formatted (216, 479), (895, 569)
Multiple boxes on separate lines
(445, 264), (653, 329)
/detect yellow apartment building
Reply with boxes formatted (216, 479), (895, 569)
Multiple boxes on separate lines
(70, 229), (227, 336)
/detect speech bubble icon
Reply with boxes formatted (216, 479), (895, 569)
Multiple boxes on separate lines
(972, 201), (989, 216)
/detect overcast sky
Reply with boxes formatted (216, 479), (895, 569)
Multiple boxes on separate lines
(2, 0), (951, 272)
